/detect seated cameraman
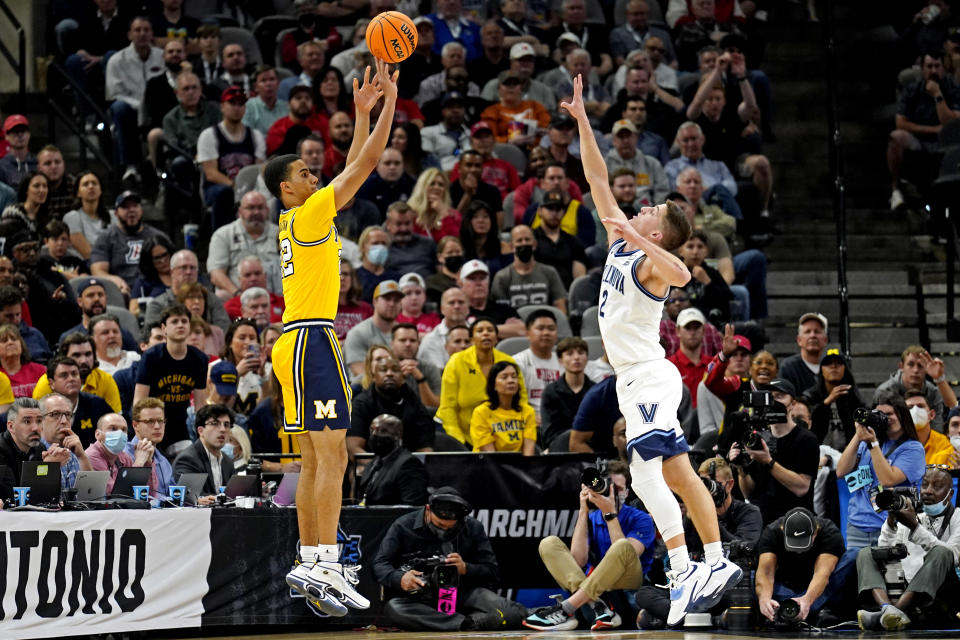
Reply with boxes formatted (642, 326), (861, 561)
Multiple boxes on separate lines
(756, 507), (846, 626)
(372, 487), (528, 631)
(856, 465), (960, 631)
(524, 461), (655, 632)
(634, 457), (762, 628)
(357, 414), (428, 507)
(725, 395), (820, 525)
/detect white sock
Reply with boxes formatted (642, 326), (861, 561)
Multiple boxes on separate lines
(299, 545), (318, 562)
(704, 541), (723, 566)
(317, 544), (339, 563)
(668, 545), (689, 574)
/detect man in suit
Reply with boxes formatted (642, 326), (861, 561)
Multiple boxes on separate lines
(173, 403), (235, 504)
(357, 414), (428, 506)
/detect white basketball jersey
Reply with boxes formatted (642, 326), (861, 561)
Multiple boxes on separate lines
(598, 238), (667, 370)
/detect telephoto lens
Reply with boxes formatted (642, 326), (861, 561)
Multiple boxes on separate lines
(580, 466), (608, 494)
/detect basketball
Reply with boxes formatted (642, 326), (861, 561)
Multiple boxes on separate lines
(366, 11), (418, 64)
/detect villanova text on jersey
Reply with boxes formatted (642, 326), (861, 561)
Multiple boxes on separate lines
(602, 263), (626, 294)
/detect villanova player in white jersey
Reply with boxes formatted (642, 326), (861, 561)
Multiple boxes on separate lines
(565, 76), (741, 626)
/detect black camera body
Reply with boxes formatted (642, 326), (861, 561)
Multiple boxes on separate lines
(721, 391), (786, 466)
(853, 407), (889, 442)
(870, 543), (908, 563)
(703, 476), (726, 508)
(400, 554), (460, 597)
(876, 487), (921, 512)
(774, 597), (801, 627)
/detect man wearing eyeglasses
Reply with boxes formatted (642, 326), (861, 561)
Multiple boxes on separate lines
(172, 403), (236, 503)
(144, 249), (230, 331)
(128, 397), (174, 498)
(48, 355), (113, 449)
(38, 392), (92, 488)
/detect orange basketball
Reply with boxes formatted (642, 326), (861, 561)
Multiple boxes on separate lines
(366, 11), (418, 64)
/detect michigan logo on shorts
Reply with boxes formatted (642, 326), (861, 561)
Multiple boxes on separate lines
(637, 402), (659, 423)
(314, 399), (338, 420)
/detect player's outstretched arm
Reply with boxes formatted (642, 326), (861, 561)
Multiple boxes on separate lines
(345, 66), (382, 166)
(332, 58), (399, 207)
(560, 74), (626, 247)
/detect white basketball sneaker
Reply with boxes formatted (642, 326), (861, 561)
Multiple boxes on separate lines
(286, 562), (349, 617)
(666, 562), (711, 626)
(692, 558), (743, 612)
(305, 561), (371, 610)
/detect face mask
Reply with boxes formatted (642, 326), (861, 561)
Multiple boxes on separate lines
(298, 14), (316, 29)
(924, 494), (951, 517)
(910, 406), (930, 429)
(367, 245), (388, 266)
(444, 255), (464, 273)
(221, 443), (235, 459)
(103, 430), (128, 454)
(425, 514), (464, 541)
(515, 245), (534, 263)
(951, 435), (960, 450)
(368, 434), (399, 457)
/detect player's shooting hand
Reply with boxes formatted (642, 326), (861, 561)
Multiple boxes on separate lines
(601, 216), (644, 247)
(375, 58), (399, 101)
(401, 569), (426, 591)
(721, 323), (739, 357)
(352, 65), (383, 114)
(445, 552), (468, 575)
(559, 74), (588, 122)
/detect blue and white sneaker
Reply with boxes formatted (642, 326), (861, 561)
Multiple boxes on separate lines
(666, 562), (710, 626)
(692, 558), (743, 612)
(286, 562), (349, 617)
(522, 604), (578, 631)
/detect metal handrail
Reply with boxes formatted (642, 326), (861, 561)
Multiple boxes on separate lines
(45, 61), (114, 174)
(0, 0), (26, 111)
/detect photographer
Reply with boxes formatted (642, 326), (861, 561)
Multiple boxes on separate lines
(524, 461), (655, 631)
(802, 348), (864, 451)
(856, 465), (960, 631)
(755, 507), (846, 626)
(372, 487), (528, 631)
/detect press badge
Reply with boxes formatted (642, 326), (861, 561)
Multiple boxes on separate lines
(844, 465), (873, 492)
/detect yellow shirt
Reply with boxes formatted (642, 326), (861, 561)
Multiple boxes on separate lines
(436, 345), (527, 445)
(470, 402), (537, 452)
(0, 371), (13, 406)
(278, 184), (341, 323)
(924, 427), (956, 465)
(32, 368), (122, 412)
(529, 199), (581, 239)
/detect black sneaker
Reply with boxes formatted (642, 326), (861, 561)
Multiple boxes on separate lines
(462, 608), (506, 631)
(637, 608), (666, 630)
(591, 600), (622, 630)
(522, 604), (578, 631)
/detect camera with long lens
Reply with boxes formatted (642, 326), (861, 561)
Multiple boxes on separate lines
(774, 598), (801, 627)
(870, 543), (909, 598)
(399, 554), (460, 598)
(853, 407), (889, 442)
(875, 487), (921, 512)
(581, 465), (609, 495)
(702, 476), (726, 507)
(720, 391), (785, 466)
(719, 541), (758, 631)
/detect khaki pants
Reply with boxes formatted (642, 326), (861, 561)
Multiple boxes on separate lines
(538, 535), (645, 601)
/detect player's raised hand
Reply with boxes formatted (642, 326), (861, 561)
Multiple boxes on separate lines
(721, 323), (739, 357)
(559, 74), (587, 122)
(352, 65), (383, 114)
(374, 58), (399, 101)
(602, 215), (643, 246)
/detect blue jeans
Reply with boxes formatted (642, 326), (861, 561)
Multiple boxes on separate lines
(704, 184), (743, 220)
(109, 100), (141, 168)
(732, 249), (767, 319)
(833, 524), (882, 592)
(773, 575), (843, 616)
(729, 285), (750, 321)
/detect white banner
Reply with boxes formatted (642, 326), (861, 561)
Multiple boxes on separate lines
(0, 509), (211, 639)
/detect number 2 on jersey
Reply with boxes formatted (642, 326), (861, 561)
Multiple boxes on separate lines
(280, 238), (294, 277)
(598, 290), (609, 317)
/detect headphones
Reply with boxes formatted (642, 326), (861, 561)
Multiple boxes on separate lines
(428, 490), (472, 519)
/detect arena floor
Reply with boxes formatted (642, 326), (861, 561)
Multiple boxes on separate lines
(170, 630), (960, 639)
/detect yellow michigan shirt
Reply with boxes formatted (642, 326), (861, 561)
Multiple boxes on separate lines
(470, 402), (537, 452)
(0, 371), (13, 406)
(32, 368), (122, 412)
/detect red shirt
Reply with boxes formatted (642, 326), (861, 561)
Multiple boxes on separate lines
(394, 98), (425, 125)
(224, 292), (286, 322)
(3, 362), (46, 398)
(336, 301), (373, 341)
(413, 209), (462, 243)
(660, 318), (723, 358)
(322, 145), (348, 179)
(266, 112), (331, 156)
(450, 157), (520, 198)
(396, 311), (441, 335)
(667, 349), (711, 408)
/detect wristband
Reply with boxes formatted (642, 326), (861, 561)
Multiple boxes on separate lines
(766, 459), (774, 470)
(734, 74), (747, 82)
(415, 377), (426, 383)
(867, 440), (877, 450)
(935, 375), (947, 384)
(718, 351), (728, 362)
(603, 512), (618, 521)
(936, 95), (945, 103)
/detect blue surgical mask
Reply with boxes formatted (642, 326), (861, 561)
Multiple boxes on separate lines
(103, 430), (128, 454)
(924, 494), (951, 517)
(221, 443), (235, 459)
(367, 244), (389, 266)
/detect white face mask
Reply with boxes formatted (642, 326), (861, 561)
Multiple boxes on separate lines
(910, 406), (930, 429)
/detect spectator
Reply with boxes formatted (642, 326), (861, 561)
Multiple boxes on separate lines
(134, 304), (209, 453)
(59, 0), (130, 110)
(345, 280), (403, 378)
(63, 171), (111, 261)
(172, 403), (236, 502)
(540, 337), (593, 450)
(212, 318), (264, 417)
(428, 0), (483, 62)
(420, 92), (472, 172)
(667, 307), (712, 406)
(513, 156), (585, 226)
(384, 202), (437, 278)
(90, 190), (168, 293)
(355, 226), (401, 302)
(177, 282), (226, 353)
(47, 355), (112, 448)
(605, 120), (669, 206)
(397, 14), (441, 99)
(128, 397), (175, 498)
(698, 330), (751, 436)
(665, 122), (738, 199)
(265, 84), (329, 157)
(31, 332), (122, 413)
(36, 145), (75, 219)
(545, 0), (613, 74)
(58, 278), (138, 350)
(889, 50), (960, 210)
(874, 345), (958, 433)
(213, 43), (252, 95)
(755, 507), (846, 626)
(0, 115), (37, 188)
(396, 273), (441, 334)
(416, 42), (474, 105)
(539, 116), (589, 193)
(492, 225), (568, 313)
(779, 312), (829, 398)
(144, 249), (230, 331)
(425, 237), (464, 305)
(470, 360), (537, 455)
(0, 323), (45, 397)
(189, 23), (224, 89)
(105, 17), (164, 182)
(678, 229), (733, 324)
(674, 168), (738, 241)
(372, 487), (527, 631)
(602, 66), (684, 142)
(221, 255), (285, 323)
(459, 259), (524, 336)
(513, 309), (562, 421)
(143, 39), (189, 156)
(465, 20), (510, 88)
(38, 392), (92, 489)
(644, 36), (679, 90)
(570, 375), (622, 457)
(197, 87), (266, 231)
(160, 72), (221, 159)
(619, 96), (671, 166)
(391, 321), (442, 407)
(1, 170), (49, 236)
(855, 465), (960, 630)
(802, 348), (864, 451)
(550, 49), (611, 121)
(356, 150), (416, 218)
(418, 287), (470, 370)
(279, 0), (340, 73)
(85, 412), (155, 494)
(450, 150), (504, 221)
(0, 398), (74, 501)
(356, 413), (429, 506)
(207, 191), (282, 298)
(243, 66), (288, 135)
(905, 390), (955, 464)
(672, 0), (745, 72)
(238, 287), (272, 333)
(480, 75), (551, 147)
(150, 0), (200, 44)
(321, 111), (353, 179)
(459, 200), (510, 275)
(408, 170), (460, 245)
(39, 220), (87, 280)
(347, 356), (436, 459)
(392, 123), (440, 181)
(297, 134), (328, 186)
(437, 317), (526, 446)
(115, 323), (165, 417)
(480, 43), (556, 111)
(91, 314), (140, 376)
(335, 261), (373, 342)
(0, 285), (50, 362)
(530, 190), (589, 289)
(278, 41), (327, 100)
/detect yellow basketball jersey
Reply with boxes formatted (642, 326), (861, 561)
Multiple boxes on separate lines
(277, 184), (341, 323)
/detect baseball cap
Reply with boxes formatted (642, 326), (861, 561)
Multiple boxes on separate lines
(398, 272), (426, 291)
(612, 119), (637, 136)
(4, 230), (36, 258)
(114, 190), (141, 208)
(556, 32), (580, 47)
(470, 121), (493, 136)
(798, 312), (828, 333)
(820, 346), (848, 367)
(459, 259), (489, 279)
(677, 307), (706, 328)
(3, 114), (28, 133)
(373, 280), (403, 299)
(210, 360), (239, 396)
(510, 42), (535, 59)
(761, 377), (797, 398)
(731, 335), (751, 353)
(550, 113), (575, 129)
(782, 507), (817, 553)
(76, 278), (105, 296)
(413, 15), (433, 27)
(541, 190), (565, 210)
(221, 85), (247, 103)
(719, 32), (747, 52)
(440, 91), (465, 107)
(288, 84), (313, 100)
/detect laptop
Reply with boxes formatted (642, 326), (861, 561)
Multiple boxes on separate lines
(20, 461), (62, 505)
(73, 471), (109, 501)
(224, 474), (259, 499)
(273, 472), (300, 506)
(177, 472), (209, 505)
(110, 467), (152, 499)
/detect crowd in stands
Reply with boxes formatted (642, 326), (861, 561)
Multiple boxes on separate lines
(0, 0), (959, 632)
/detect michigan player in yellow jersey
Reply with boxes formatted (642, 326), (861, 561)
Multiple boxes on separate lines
(263, 61), (399, 617)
